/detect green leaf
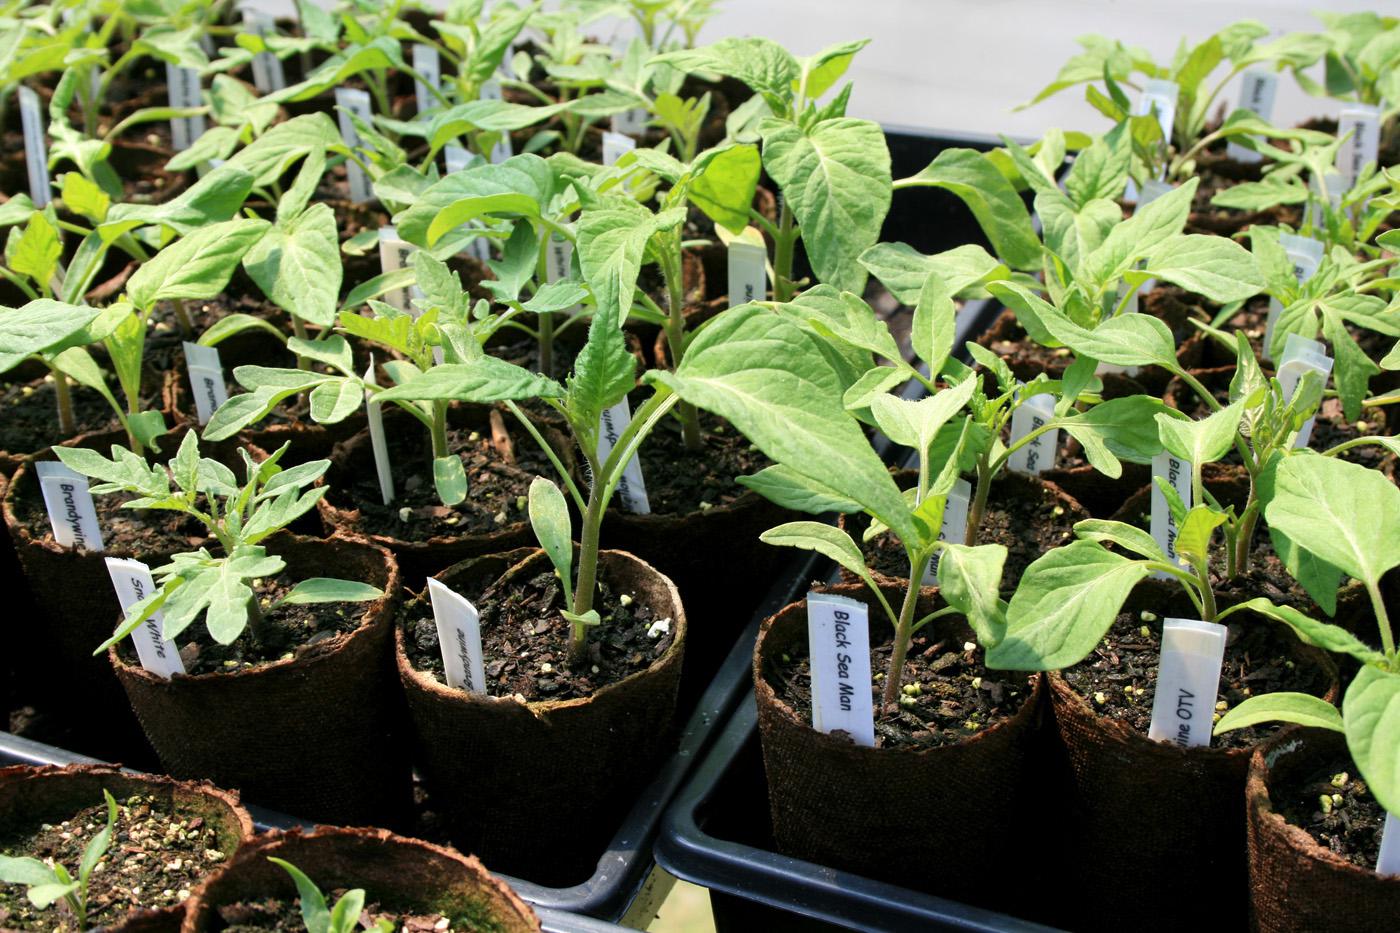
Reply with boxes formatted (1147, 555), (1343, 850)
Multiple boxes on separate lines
(9, 212), (61, 286)
(374, 358), (565, 404)
(1223, 597), (1383, 665)
(911, 271), (955, 373)
(243, 203), (341, 328)
(79, 790), (118, 887)
(308, 378), (363, 423)
(937, 543), (1008, 647)
(276, 578), (383, 606)
(25, 881), (79, 910)
(528, 477), (573, 602)
(759, 521), (876, 589)
(0, 300), (102, 374)
(736, 465), (863, 514)
(898, 148), (1041, 271)
(401, 155), (554, 247)
(688, 143), (762, 236)
(797, 39), (869, 100)
(268, 858), (331, 933)
(1083, 178), (1195, 288)
(1155, 399), (1244, 467)
(988, 539), (1151, 671)
(1073, 518), (1169, 562)
(760, 117), (891, 293)
(1264, 455), (1400, 588)
(1034, 302), (1180, 369)
(1143, 234), (1265, 304)
(1214, 692), (1343, 736)
(869, 378), (976, 457)
(433, 454), (468, 507)
(653, 38), (800, 113)
(1344, 665), (1400, 815)
(1174, 506), (1226, 569)
(1054, 396), (1173, 476)
(858, 242), (1005, 305)
(126, 219), (270, 312)
(0, 855), (59, 888)
(198, 313), (288, 348)
(576, 197), (685, 327)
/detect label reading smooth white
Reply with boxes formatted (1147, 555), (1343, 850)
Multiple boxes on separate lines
(412, 44), (440, 115)
(1263, 234), (1325, 360)
(36, 462), (104, 552)
(601, 130), (636, 167)
(1225, 71), (1278, 163)
(105, 557), (183, 679)
(335, 87), (374, 204)
(426, 578), (487, 694)
(727, 239), (767, 308)
(478, 80), (513, 163)
(598, 397), (650, 514)
(923, 478), (972, 583)
(182, 342), (227, 425)
(18, 86), (50, 208)
(1151, 452), (1192, 579)
(165, 63), (206, 152)
(1147, 617), (1227, 748)
(1378, 812), (1400, 876)
(363, 358), (394, 505)
(806, 591), (875, 747)
(1337, 105), (1380, 191)
(1007, 393), (1059, 475)
(243, 9), (286, 92)
(1276, 334), (1333, 449)
(377, 226), (421, 314)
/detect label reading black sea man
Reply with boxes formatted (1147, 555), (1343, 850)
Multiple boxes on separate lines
(806, 591), (875, 747)
(1151, 452), (1192, 580)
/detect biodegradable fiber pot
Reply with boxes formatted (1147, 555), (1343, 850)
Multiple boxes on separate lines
(1246, 729), (1400, 932)
(396, 548), (686, 885)
(1046, 583), (1340, 933)
(179, 827), (539, 933)
(754, 580), (1050, 916)
(0, 764), (257, 933)
(112, 533), (412, 827)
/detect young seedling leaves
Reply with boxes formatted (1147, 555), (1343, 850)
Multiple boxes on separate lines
(242, 203), (342, 328)
(126, 218), (270, 312)
(736, 464), (864, 514)
(898, 148), (1041, 271)
(760, 521), (878, 592)
(1155, 398), (1245, 467)
(1215, 692), (1344, 735)
(433, 455), (468, 507)
(937, 543), (1008, 647)
(1344, 665), (1400, 815)
(529, 476), (574, 607)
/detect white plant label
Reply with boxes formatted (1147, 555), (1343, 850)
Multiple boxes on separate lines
(335, 87), (374, 204)
(1336, 105), (1380, 192)
(182, 342), (228, 425)
(1225, 71), (1278, 163)
(165, 63), (206, 152)
(442, 146), (493, 263)
(377, 226), (423, 314)
(18, 86), (50, 208)
(806, 591), (875, 747)
(36, 462), (103, 552)
(1276, 334), (1333, 449)
(1137, 79), (1179, 178)
(922, 478), (972, 583)
(1007, 393), (1059, 475)
(601, 130), (636, 167)
(426, 578), (487, 694)
(727, 239), (767, 308)
(104, 557), (184, 679)
(1306, 170), (1345, 229)
(1377, 812), (1400, 876)
(1147, 617), (1227, 748)
(478, 80), (513, 163)
(597, 397), (650, 514)
(363, 358), (394, 505)
(1151, 452), (1192, 579)
(1263, 234), (1325, 360)
(545, 232), (580, 315)
(412, 44), (440, 115)
(610, 108), (648, 136)
(243, 9), (286, 93)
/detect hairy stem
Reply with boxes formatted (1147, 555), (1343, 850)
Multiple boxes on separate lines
(52, 370), (77, 437)
(881, 574), (922, 708)
(538, 310), (554, 377)
(570, 451), (606, 662)
(661, 246), (703, 450)
(773, 195), (796, 302)
(172, 298), (195, 339)
(429, 402), (450, 459)
(965, 454), (993, 545)
(1366, 580), (1395, 660)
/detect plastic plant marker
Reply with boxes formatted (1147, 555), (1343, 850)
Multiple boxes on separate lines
(18, 86), (50, 208)
(183, 342), (228, 426)
(1147, 617), (1227, 748)
(478, 80), (514, 163)
(166, 63), (206, 152)
(242, 8), (286, 93)
(377, 226), (421, 314)
(727, 237), (767, 309)
(441, 147), (492, 263)
(104, 557), (184, 679)
(1263, 234), (1325, 359)
(412, 44), (440, 116)
(335, 87), (374, 204)
(363, 357), (394, 506)
(597, 397), (650, 514)
(1336, 106), (1380, 191)
(1378, 813), (1400, 876)
(923, 477), (972, 583)
(806, 591), (875, 747)
(35, 462), (104, 552)
(1151, 452), (1191, 580)
(426, 578), (487, 694)
(1275, 334), (1333, 449)
(1225, 71), (1279, 163)
(1007, 393), (1059, 475)
(602, 131), (636, 167)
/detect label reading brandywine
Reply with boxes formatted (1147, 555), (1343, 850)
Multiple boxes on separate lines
(1147, 618), (1227, 748)
(727, 238), (767, 309)
(412, 44), (440, 115)
(36, 461), (103, 552)
(1151, 452), (1192, 579)
(363, 358), (394, 505)
(105, 557), (184, 679)
(165, 63), (207, 152)
(335, 87), (374, 204)
(182, 342), (228, 425)
(1225, 71), (1278, 163)
(19, 86), (51, 207)
(426, 578), (486, 694)
(1276, 334), (1334, 449)
(806, 591), (875, 747)
(597, 397), (650, 514)
(1007, 393), (1059, 475)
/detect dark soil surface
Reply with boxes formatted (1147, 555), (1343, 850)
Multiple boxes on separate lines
(13, 485), (205, 556)
(0, 379), (142, 456)
(766, 628), (1033, 751)
(629, 410), (769, 516)
(1278, 754), (1387, 869)
(145, 294), (292, 372)
(0, 793), (229, 930)
(215, 896), (479, 933)
(116, 573), (365, 676)
(404, 566), (673, 702)
(328, 419), (555, 542)
(1063, 610), (1331, 750)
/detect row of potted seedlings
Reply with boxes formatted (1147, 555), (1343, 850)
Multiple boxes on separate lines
(0, 2), (1398, 930)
